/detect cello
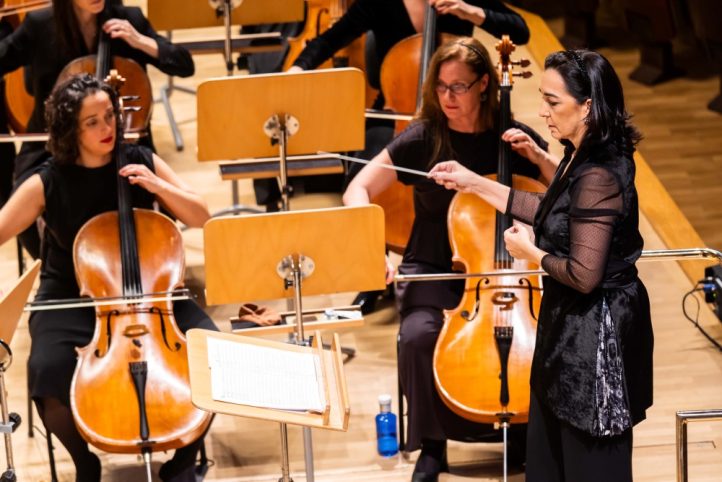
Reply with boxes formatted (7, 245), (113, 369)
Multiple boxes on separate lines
(375, 3), (455, 253)
(68, 25), (210, 471)
(433, 37), (544, 425)
(0, 0), (51, 133)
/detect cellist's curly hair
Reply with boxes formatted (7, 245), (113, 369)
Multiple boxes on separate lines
(45, 74), (122, 166)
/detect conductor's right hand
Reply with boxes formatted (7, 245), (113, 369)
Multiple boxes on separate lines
(428, 161), (481, 193)
(287, 65), (304, 73)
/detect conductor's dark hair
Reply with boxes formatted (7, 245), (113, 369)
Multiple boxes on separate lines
(45, 73), (121, 165)
(545, 49), (642, 155)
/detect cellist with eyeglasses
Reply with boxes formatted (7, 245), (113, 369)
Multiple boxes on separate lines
(343, 37), (555, 482)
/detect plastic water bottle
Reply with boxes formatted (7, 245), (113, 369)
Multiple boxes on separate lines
(375, 394), (399, 457)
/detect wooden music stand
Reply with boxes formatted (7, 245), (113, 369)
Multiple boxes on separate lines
(197, 68), (365, 212)
(187, 329), (348, 482)
(200, 205), (385, 481)
(0, 260), (40, 481)
(147, 0), (304, 150)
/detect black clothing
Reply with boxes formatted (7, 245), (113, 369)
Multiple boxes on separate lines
(390, 121), (544, 450)
(27, 144), (217, 406)
(293, 0), (529, 96)
(0, 5), (194, 179)
(525, 391), (633, 482)
(389, 121), (544, 271)
(506, 142), (653, 439)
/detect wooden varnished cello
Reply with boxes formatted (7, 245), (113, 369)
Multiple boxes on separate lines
(0, 0), (51, 133)
(68, 26), (210, 471)
(433, 37), (544, 425)
(375, 2), (455, 253)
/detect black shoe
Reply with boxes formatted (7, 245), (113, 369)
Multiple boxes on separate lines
(411, 441), (448, 482)
(352, 290), (382, 315)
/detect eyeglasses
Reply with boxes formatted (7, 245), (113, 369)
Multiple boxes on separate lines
(435, 77), (480, 95)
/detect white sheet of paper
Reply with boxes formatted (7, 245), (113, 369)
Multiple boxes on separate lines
(207, 337), (325, 412)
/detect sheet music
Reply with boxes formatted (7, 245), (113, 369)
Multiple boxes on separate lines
(207, 337), (326, 412)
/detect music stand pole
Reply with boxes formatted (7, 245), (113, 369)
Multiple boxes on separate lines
(222, 0), (234, 75)
(0, 341), (18, 482)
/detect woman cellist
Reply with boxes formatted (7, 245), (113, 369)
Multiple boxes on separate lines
(290, 0), (531, 313)
(343, 37), (554, 481)
(0, 0), (194, 258)
(0, 74), (216, 482)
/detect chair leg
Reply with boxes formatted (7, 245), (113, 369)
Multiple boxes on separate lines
(397, 333), (406, 452)
(26, 359), (33, 438)
(195, 440), (209, 480)
(47, 430), (58, 482)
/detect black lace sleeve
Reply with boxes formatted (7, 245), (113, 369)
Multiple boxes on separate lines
(505, 189), (543, 225)
(541, 166), (623, 294)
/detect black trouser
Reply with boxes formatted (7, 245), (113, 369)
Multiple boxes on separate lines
(526, 391), (633, 482)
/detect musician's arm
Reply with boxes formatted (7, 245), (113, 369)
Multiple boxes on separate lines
(290, 0), (372, 71)
(120, 154), (209, 228)
(105, 8), (194, 77)
(0, 14), (35, 76)
(0, 175), (45, 248)
(342, 149), (398, 206)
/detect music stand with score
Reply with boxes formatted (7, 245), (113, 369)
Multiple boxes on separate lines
(0, 260), (40, 482)
(146, 0), (304, 150)
(197, 205), (385, 481)
(197, 68), (365, 213)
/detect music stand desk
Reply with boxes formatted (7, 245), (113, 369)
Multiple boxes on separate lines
(146, 0), (304, 150)
(0, 259), (39, 347)
(187, 329), (350, 431)
(203, 205), (385, 304)
(148, 0), (304, 32)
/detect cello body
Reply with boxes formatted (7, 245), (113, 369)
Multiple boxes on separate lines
(433, 176), (545, 424)
(2, 0), (48, 133)
(71, 209), (211, 453)
(433, 36), (543, 424)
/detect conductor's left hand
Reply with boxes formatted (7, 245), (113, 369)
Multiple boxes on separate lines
(119, 164), (167, 194)
(504, 223), (535, 262)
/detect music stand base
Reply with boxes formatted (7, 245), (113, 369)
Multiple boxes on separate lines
(0, 469), (15, 482)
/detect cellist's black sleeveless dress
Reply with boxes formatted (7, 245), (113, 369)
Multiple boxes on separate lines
(27, 144), (217, 406)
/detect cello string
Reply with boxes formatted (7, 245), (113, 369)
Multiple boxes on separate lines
(318, 151), (429, 178)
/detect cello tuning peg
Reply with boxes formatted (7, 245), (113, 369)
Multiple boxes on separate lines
(512, 59), (531, 68)
(514, 71), (533, 79)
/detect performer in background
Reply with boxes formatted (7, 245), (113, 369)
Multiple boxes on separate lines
(344, 37), (552, 482)
(0, 74), (216, 482)
(0, 0), (194, 258)
(289, 0), (531, 313)
(430, 49), (653, 482)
